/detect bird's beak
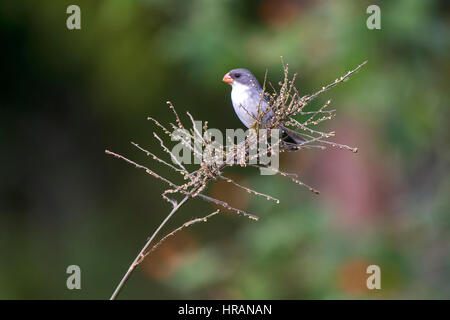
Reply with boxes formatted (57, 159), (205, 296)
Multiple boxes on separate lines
(222, 73), (234, 84)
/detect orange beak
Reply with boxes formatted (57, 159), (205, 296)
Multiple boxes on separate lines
(222, 73), (234, 84)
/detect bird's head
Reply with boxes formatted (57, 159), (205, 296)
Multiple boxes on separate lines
(222, 68), (261, 88)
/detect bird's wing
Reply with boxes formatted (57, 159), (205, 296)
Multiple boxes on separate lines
(247, 87), (273, 122)
(248, 86), (269, 105)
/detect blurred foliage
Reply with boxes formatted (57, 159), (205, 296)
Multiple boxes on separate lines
(0, 0), (449, 299)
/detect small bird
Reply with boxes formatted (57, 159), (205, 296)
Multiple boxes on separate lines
(223, 68), (305, 146)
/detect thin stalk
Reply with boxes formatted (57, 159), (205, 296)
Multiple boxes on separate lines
(110, 194), (190, 300)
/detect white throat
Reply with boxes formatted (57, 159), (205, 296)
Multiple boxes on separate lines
(231, 81), (250, 102)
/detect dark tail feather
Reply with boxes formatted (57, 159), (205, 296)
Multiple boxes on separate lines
(280, 125), (306, 145)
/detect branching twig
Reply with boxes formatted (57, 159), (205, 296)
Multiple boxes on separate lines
(109, 194), (191, 300)
(146, 209), (220, 257)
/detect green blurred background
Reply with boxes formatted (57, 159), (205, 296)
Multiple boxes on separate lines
(1, 0), (449, 299)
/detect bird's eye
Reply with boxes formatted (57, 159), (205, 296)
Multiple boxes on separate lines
(234, 73), (241, 78)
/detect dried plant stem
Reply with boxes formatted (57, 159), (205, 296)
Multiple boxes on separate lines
(146, 209), (220, 257)
(110, 194), (190, 300)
